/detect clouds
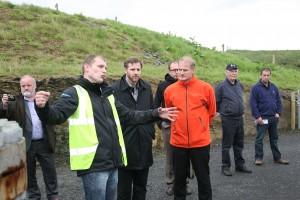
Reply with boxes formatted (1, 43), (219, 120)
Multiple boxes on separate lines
(8, 0), (300, 50)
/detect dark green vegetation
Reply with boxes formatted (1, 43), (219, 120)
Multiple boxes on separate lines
(0, 1), (299, 90)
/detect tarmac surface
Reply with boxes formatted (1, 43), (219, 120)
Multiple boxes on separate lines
(37, 130), (300, 200)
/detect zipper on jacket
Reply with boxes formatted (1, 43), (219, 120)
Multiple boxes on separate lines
(198, 116), (206, 130)
(185, 85), (190, 148)
(101, 93), (117, 167)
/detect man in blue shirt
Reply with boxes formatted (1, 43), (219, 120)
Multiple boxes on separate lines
(1, 75), (58, 200)
(250, 67), (289, 165)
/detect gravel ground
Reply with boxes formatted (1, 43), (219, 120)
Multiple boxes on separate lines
(36, 130), (300, 200)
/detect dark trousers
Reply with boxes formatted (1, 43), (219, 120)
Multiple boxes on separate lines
(27, 139), (58, 200)
(117, 168), (149, 200)
(172, 145), (212, 200)
(221, 117), (245, 169)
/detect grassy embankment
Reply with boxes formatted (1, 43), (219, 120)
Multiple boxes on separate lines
(0, 1), (299, 90)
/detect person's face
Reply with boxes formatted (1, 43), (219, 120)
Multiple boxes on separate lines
(20, 77), (36, 98)
(178, 61), (194, 82)
(261, 70), (271, 84)
(226, 69), (238, 82)
(124, 62), (142, 85)
(168, 62), (179, 79)
(84, 57), (107, 83)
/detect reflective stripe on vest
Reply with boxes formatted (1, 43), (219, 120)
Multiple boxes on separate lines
(68, 85), (98, 170)
(68, 85), (127, 170)
(107, 95), (127, 166)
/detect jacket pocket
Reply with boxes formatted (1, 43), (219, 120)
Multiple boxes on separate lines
(198, 116), (207, 131)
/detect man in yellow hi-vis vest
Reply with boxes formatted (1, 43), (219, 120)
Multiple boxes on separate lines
(35, 55), (178, 200)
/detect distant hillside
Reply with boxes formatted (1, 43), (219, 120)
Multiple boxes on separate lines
(0, 1), (299, 90)
(228, 50), (300, 68)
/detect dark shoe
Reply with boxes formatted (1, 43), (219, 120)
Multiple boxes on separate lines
(255, 159), (262, 165)
(222, 168), (232, 176)
(166, 186), (174, 196)
(186, 185), (192, 195)
(274, 159), (289, 164)
(235, 166), (252, 173)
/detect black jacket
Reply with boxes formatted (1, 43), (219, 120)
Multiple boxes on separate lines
(0, 94), (56, 152)
(110, 75), (155, 170)
(154, 73), (177, 128)
(215, 78), (244, 118)
(35, 77), (159, 176)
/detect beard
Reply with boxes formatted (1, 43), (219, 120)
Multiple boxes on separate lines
(23, 91), (34, 98)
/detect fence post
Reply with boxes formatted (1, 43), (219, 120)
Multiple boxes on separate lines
(298, 90), (300, 129)
(291, 91), (295, 129)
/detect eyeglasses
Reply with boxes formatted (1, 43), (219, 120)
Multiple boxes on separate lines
(169, 69), (179, 72)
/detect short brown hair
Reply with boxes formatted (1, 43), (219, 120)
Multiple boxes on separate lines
(260, 67), (272, 75)
(168, 61), (178, 70)
(124, 57), (143, 69)
(82, 55), (106, 74)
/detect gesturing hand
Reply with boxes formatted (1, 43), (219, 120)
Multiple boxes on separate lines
(35, 91), (50, 108)
(158, 107), (178, 121)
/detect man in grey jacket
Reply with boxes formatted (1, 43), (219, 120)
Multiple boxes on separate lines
(215, 64), (252, 176)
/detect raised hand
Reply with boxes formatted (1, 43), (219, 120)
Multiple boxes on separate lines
(158, 107), (178, 121)
(35, 91), (51, 108)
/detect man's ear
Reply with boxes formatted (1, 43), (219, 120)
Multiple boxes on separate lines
(83, 63), (90, 72)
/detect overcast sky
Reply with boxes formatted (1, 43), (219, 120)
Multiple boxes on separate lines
(8, 0), (300, 51)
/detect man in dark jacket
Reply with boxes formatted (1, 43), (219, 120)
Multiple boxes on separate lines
(1, 75), (58, 200)
(34, 55), (177, 200)
(250, 67), (289, 166)
(215, 64), (252, 176)
(111, 57), (155, 200)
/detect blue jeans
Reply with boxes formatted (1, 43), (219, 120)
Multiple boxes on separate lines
(81, 169), (118, 200)
(255, 116), (281, 161)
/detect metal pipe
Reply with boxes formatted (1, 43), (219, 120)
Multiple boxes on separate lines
(298, 90), (300, 129)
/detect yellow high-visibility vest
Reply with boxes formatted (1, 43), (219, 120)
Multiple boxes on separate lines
(68, 85), (127, 170)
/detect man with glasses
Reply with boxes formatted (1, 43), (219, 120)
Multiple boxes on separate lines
(154, 61), (192, 196)
(164, 56), (216, 199)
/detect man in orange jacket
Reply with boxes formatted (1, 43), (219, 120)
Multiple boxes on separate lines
(164, 56), (216, 200)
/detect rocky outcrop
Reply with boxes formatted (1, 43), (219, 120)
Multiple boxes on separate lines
(0, 76), (297, 157)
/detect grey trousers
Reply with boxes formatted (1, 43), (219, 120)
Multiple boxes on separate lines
(162, 124), (174, 185)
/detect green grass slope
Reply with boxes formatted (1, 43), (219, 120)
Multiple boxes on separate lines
(0, 1), (299, 90)
(228, 50), (300, 68)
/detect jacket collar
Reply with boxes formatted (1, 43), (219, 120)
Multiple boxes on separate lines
(226, 77), (238, 85)
(178, 74), (197, 86)
(165, 73), (177, 83)
(78, 76), (110, 94)
(258, 78), (270, 88)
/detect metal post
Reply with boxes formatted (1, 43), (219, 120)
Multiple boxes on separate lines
(291, 92), (295, 129)
(298, 90), (300, 129)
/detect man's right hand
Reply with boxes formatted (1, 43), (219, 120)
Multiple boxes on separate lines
(256, 117), (264, 125)
(2, 94), (9, 108)
(35, 91), (51, 108)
